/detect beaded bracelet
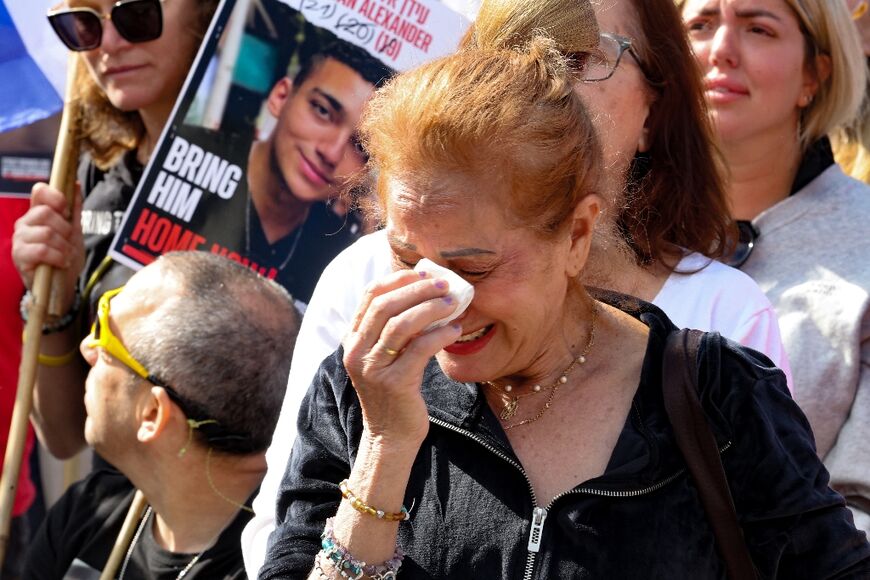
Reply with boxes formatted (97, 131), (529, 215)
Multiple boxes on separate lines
(318, 517), (403, 580)
(19, 289), (81, 335)
(339, 480), (409, 522)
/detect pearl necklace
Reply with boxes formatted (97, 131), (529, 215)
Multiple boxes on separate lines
(484, 303), (598, 429)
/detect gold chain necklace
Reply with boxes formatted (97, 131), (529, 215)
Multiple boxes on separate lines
(484, 304), (598, 430)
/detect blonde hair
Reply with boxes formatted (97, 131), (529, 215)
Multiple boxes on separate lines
(462, 0), (598, 54)
(460, 0), (733, 267)
(677, 0), (868, 151)
(786, 0), (867, 150)
(360, 36), (601, 236)
(832, 80), (870, 183)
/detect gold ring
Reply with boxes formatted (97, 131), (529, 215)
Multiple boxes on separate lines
(381, 343), (400, 356)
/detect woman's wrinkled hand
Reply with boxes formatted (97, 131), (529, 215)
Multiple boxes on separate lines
(343, 269), (463, 449)
(12, 182), (84, 310)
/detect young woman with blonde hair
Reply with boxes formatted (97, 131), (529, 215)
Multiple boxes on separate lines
(681, 0), (870, 531)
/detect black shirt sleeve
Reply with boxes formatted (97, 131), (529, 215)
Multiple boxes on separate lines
(700, 334), (870, 578)
(24, 470), (134, 579)
(259, 349), (359, 579)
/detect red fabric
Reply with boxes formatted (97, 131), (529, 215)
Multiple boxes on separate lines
(0, 197), (36, 517)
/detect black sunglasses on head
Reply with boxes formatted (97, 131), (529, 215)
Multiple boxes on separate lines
(722, 220), (759, 269)
(47, 0), (164, 52)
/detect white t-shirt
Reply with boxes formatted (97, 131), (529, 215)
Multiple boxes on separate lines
(242, 230), (792, 577)
(654, 251), (792, 382)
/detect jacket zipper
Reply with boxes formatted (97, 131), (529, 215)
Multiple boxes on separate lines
(428, 417), (543, 579)
(427, 415), (732, 580)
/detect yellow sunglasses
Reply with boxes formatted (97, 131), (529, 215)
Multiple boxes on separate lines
(85, 286), (171, 390)
(85, 286), (212, 423)
(84, 287), (257, 451)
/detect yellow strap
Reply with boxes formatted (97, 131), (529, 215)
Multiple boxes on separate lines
(178, 419), (219, 457)
(206, 448), (255, 514)
(82, 255), (114, 306)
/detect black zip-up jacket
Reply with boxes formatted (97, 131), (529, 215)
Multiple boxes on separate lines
(261, 294), (870, 579)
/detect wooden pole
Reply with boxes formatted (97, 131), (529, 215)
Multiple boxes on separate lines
(63, 452), (82, 491)
(100, 490), (148, 580)
(0, 53), (82, 563)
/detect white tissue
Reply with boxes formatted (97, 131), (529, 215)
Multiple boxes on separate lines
(414, 258), (475, 332)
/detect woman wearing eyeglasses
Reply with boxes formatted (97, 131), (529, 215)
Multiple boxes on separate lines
(548, 0), (792, 372)
(242, 0), (796, 574)
(11, 0), (217, 459)
(680, 0), (870, 532)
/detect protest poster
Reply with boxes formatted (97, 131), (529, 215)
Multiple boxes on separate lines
(0, 153), (51, 198)
(108, 0), (469, 304)
(0, 115), (61, 199)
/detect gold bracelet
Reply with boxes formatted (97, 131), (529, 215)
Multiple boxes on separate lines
(339, 479), (409, 522)
(37, 348), (78, 367)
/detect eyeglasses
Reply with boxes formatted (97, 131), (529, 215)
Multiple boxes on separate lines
(87, 286), (255, 452)
(575, 32), (652, 83)
(722, 220), (759, 268)
(47, 0), (164, 52)
(86, 287), (163, 385)
(86, 286), (199, 416)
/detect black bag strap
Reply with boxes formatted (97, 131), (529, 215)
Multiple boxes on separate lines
(662, 329), (757, 580)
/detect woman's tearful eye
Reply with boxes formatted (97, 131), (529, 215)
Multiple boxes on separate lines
(458, 268), (488, 278)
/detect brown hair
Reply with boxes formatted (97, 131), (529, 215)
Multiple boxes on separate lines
(78, 0), (218, 170)
(360, 36), (601, 237)
(464, 0), (733, 266)
(75, 73), (144, 170)
(621, 0), (732, 264)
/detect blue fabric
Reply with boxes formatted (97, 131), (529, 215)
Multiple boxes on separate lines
(0, 0), (62, 133)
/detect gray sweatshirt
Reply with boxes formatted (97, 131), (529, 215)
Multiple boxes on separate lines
(742, 164), (870, 532)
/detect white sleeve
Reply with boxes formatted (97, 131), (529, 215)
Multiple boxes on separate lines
(654, 253), (793, 393)
(241, 232), (391, 578)
(728, 306), (794, 394)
